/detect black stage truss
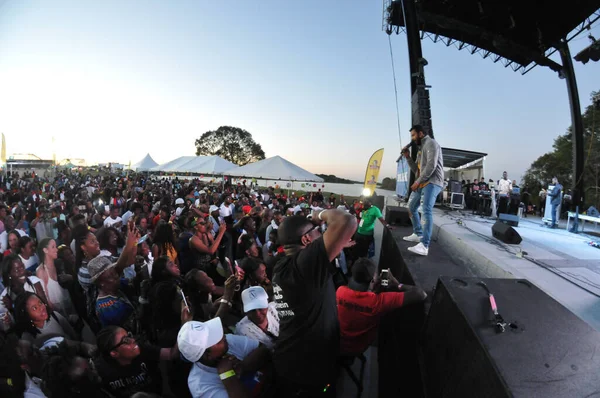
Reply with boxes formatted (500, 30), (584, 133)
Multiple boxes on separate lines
(383, 0), (600, 210)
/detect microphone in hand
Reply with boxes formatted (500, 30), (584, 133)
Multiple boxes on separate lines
(402, 143), (412, 158)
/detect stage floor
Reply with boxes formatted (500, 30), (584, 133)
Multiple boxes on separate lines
(385, 206), (600, 331)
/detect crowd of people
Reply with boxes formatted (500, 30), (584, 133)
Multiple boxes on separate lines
(0, 169), (425, 398)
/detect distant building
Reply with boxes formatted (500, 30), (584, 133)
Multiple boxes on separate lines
(97, 162), (124, 171)
(6, 154), (54, 176)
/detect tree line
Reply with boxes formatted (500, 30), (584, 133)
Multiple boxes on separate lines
(522, 90), (600, 210)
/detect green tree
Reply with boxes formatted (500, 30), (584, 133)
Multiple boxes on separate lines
(380, 177), (397, 190)
(195, 126), (266, 166)
(522, 90), (600, 209)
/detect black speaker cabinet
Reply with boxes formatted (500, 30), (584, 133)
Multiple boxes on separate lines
(421, 277), (600, 398)
(492, 221), (522, 244)
(449, 180), (462, 194)
(385, 205), (411, 226)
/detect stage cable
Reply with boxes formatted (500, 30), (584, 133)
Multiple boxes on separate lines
(454, 218), (600, 298)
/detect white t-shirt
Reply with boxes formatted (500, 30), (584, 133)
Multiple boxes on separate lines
(24, 373), (47, 398)
(498, 178), (512, 195)
(20, 254), (39, 272)
(104, 216), (122, 228)
(235, 302), (280, 351)
(219, 203), (233, 218)
(187, 334), (259, 398)
(0, 229), (28, 252)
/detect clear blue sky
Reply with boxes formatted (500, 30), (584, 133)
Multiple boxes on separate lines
(0, 0), (598, 182)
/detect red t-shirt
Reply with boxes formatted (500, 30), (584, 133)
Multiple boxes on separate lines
(336, 286), (405, 354)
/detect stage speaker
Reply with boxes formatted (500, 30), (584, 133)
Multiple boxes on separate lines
(492, 221), (522, 244)
(385, 206), (411, 226)
(449, 180), (462, 193)
(421, 277), (600, 398)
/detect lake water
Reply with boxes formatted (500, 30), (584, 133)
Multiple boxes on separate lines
(165, 176), (396, 198)
(249, 180), (397, 198)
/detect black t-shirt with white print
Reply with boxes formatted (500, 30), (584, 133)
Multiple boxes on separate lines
(94, 343), (162, 398)
(272, 237), (339, 387)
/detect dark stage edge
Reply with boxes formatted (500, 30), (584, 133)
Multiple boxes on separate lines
(377, 225), (474, 398)
(381, 225), (478, 295)
(376, 222), (600, 398)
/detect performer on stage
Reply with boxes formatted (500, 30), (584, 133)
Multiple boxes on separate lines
(401, 125), (444, 256)
(548, 177), (563, 229)
(497, 171), (512, 215)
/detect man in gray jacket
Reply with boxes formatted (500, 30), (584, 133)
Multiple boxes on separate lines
(401, 125), (444, 256)
(548, 177), (563, 228)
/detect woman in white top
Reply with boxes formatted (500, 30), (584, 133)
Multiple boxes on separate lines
(36, 238), (76, 318)
(0, 254), (49, 331)
(18, 236), (39, 273)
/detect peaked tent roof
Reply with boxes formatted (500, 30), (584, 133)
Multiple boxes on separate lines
(130, 153), (159, 171)
(173, 156), (208, 173)
(225, 156), (324, 182)
(175, 155), (238, 174)
(151, 156), (196, 172)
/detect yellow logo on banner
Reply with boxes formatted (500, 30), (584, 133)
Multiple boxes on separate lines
(363, 148), (384, 196)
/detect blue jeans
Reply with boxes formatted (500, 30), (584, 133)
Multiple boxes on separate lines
(408, 183), (443, 248)
(551, 203), (559, 226)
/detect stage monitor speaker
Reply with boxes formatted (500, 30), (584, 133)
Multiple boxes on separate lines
(499, 212), (519, 227)
(421, 277), (600, 398)
(385, 206), (411, 226)
(449, 180), (462, 193)
(492, 221), (522, 244)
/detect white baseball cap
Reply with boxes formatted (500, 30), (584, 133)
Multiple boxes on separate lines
(177, 318), (224, 363)
(241, 286), (269, 313)
(175, 198), (184, 205)
(209, 205), (219, 213)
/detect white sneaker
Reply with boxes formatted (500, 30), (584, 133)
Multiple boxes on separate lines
(403, 233), (422, 243)
(408, 242), (429, 256)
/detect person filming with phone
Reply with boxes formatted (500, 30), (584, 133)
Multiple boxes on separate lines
(336, 258), (427, 355)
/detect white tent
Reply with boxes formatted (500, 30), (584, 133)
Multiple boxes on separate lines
(151, 156), (196, 172)
(224, 156), (323, 182)
(175, 155), (238, 174)
(130, 153), (158, 172)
